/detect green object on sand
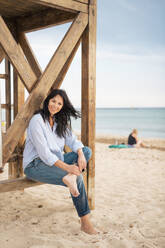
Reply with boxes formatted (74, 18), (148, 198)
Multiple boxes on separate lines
(108, 144), (132, 149)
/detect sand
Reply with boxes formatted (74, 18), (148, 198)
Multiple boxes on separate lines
(0, 140), (165, 248)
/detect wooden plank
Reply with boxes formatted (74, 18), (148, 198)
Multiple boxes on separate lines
(2, 12), (88, 164)
(0, 0), (48, 18)
(1, 104), (12, 109)
(0, 47), (5, 64)
(5, 59), (11, 130)
(81, 0), (96, 210)
(13, 70), (25, 120)
(74, 0), (88, 4)
(10, 69), (25, 178)
(0, 74), (8, 79)
(28, 0), (88, 13)
(18, 33), (42, 79)
(0, 177), (43, 193)
(17, 8), (76, 32)
(0, 81), (2, 168)
(51, 38), (81, 90)
(0, 16), (37, 92)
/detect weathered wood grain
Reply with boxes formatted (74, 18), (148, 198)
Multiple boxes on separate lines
(81, 0), (96, 210)
(28, 0), (88, 13)
(0, 47), (5, 63)
(0, 74), (8, 79)
(0, 16), (37, 92)
(0, 177), (43, 193)
(2, 12), (88, 164)
(18, 32), (42, 79)
(51, 38), (81, 90)
(74, 0), (88, 4)
(17, 8), (76, 32)
(5, 59), (11, 130)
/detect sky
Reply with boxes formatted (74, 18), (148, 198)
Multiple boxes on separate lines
(1, 0), (165, 108)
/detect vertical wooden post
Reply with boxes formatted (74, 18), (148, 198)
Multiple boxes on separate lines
(0, 80), (2, 168)
(81, 0), (97, 209)
(5, 59), (11, 129)
(11, 68), (25, 178)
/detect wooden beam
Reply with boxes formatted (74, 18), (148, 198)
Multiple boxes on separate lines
(0, 47), (5, 64)
(0, 16), (37, 92)
(18, 33), (42, 79)
(17, 8), (76, 33)
(13, 70), (25, 120)
(28, 0), (88, 13)
(1, 104), (13, 109)
(5, 59), (11, 130)
(74, 0), (88, 4)
(0, 177), (43, 193)
(0, 74), (8, 79)
(51, 38), (81, 90)
(81, 0), (96, 210)
(3, 12), (88, 164)
(0, 79), (2, 168)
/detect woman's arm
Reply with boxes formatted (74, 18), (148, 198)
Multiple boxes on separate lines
(65, 130), (84, 153)
(54, 160), (81, 176)
(133, 133), (138, 143)
(65, 131), (86, 172)
(77, 148), (87, 172)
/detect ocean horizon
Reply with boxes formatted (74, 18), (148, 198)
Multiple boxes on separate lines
(72, 107), (165, 139)
(1, 107), (165, 139)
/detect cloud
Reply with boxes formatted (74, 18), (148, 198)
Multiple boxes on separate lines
(97, 44), (165, 63)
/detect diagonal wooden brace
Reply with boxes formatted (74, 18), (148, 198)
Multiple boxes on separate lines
(51, 38), (81, 90)
(0, 16), (37, 92)
(18, 33), (42, 79)
(0, 46), (5, 64)
(2, 12), (88, 164)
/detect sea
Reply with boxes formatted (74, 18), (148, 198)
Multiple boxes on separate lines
(1, 107), (165, 139)
(71, 107), (165, 139)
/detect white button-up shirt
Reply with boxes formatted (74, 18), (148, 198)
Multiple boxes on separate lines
(23, 114), (83, 169)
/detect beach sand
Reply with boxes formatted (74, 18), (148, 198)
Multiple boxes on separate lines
(0, 139), (165, 248)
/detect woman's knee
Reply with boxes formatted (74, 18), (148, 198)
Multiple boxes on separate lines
(82, 146), (92, 162)
(77, 174), (84, 186)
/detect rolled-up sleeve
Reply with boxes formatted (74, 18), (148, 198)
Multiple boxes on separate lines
(65, 130), (84, 153)
(28, 117), (59, 166)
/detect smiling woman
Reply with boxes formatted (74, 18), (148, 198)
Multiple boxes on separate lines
(48, 95), (63, 117)
(22, 89), (98, 235)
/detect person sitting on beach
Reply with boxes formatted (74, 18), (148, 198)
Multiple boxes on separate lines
(128, 129), (148, 148)
(23, 89), (98, 235)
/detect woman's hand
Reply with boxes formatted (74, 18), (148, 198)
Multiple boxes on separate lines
(77, 149), (87, 172)
(67, 164), (81, 176)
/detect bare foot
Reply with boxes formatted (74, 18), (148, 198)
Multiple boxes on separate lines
(62, 174), (80, 197)
(81, 215), (98, 235)
(81, 222), (98, 235)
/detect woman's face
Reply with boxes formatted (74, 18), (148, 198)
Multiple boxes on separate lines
(48, 94), (64, 116)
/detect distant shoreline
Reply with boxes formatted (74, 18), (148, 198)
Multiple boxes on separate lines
(75, 132), (165, 151)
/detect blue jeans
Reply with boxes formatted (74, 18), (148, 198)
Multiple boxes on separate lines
(24, 146), (92, 217)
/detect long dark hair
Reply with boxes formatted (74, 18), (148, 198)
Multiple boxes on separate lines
(35, 89), (81, 137)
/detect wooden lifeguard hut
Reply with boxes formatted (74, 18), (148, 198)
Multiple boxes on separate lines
(0, 0), (96, 209)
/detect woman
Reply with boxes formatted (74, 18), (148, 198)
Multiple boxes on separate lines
(128, 129), (147, 148)
(23, 89), (97, 235)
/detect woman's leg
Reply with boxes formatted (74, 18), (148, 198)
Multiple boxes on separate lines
(63, 146), (92, 165)
(63, 146), (92, 196)
(64, 146), (98, 234)
(24, 158), (68, 186)
(24, 147), (97, 234)
(63, 146), (92, 216)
